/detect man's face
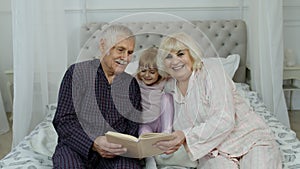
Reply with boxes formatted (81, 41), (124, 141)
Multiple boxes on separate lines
(101, 37), (135, 75)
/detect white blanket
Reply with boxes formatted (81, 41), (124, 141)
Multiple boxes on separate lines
(1, 86), (300, 169)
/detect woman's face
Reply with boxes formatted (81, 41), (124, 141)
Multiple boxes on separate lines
(138, 67), (160, 86)
(164, 49), (193, 82)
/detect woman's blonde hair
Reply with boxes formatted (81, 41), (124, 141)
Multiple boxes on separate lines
(157, 32), (203, 78)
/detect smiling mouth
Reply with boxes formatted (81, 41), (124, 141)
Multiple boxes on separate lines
(172, 64), (184, 71)
(115, 59), (128, 65)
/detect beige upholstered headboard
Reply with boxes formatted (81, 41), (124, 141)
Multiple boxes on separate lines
(79, 20), (247, 82)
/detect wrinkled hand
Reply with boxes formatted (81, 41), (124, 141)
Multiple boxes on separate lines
(93, 136), (127, 158)
(154, 130), (185, 154)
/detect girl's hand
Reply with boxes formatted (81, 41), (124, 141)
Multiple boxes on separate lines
(154, 130), (186, 154)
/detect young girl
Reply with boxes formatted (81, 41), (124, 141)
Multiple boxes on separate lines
(135, 47), (174, 169)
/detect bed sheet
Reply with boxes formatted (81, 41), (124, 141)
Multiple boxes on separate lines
(0, 105), (57, 169)
(236, 83), (300, 169)
(1, 83), (300, 169)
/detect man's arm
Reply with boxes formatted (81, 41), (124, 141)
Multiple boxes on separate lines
(91, 75), (142, 158)
(53, 65), (93, 159)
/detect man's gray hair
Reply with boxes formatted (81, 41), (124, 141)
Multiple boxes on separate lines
(101, 24), (135, 54)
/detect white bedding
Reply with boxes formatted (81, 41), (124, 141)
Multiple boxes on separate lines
(1, 83), (300, 169)
(0, 105), (57, 169)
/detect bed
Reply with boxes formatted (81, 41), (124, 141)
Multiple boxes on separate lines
(1, 19), (300, 169)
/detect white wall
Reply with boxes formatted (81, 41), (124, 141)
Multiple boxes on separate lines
(0, 0), (299, 112)
(64, 0), (245, 65)
(283, 0), (300, 109)
(0, 0), (13, 112)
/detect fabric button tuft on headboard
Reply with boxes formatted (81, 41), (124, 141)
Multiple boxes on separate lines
(78, 20), (247, 82)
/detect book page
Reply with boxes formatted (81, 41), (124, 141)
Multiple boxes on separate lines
(105, 131), (138, 142)
(139, 133), (173, 158)
(105, 131), (141, 158)
(140, 132), (172, 139)
(105, 131), (173, 158)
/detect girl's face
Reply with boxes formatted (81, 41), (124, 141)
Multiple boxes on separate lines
(138, 67), (160, 86)
(164, 49), (193, 82)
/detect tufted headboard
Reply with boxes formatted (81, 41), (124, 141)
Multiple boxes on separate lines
(79, 20), (247, 82)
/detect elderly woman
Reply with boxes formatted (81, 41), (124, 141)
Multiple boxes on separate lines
(154, 32), (282, 169)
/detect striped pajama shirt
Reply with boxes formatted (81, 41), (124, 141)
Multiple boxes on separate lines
(52, 59), (143, 169)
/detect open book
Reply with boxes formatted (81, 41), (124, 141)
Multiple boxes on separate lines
(105, 131), (173, 158)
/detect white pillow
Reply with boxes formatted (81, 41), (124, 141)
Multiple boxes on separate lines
(30, 122), (58, 157)
(125, 60), (139, 75)
(125, 54), (240, 79)
(222, 54), (240, 78)
(210, 54), (240, 78)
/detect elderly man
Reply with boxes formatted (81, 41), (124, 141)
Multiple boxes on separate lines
(52, 24), (142, 169)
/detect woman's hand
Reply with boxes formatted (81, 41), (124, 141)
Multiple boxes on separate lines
(154, 130), (186, 154)
(93, 136), (127, 158)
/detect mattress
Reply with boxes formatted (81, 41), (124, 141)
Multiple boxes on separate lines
(0, 83), (299, 169)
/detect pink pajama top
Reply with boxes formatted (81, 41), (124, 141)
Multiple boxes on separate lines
(164, 59), (276, 161)
(137, 79), (174, 135)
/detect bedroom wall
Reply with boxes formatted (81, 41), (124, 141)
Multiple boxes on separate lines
(0, 0), (13, 113)
(63, 0), (245, 65)
(283, 0), (300, 110)
(0, 0), (300, 112)
(284, 0), (300, 65)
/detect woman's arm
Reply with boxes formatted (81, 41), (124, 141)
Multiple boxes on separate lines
(156, 66), (236, 161)
(182, 67), (236, 160)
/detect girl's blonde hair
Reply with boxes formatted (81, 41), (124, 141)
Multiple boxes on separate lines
(137, 47), (163, 82)
(157, 32), (203, 78)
